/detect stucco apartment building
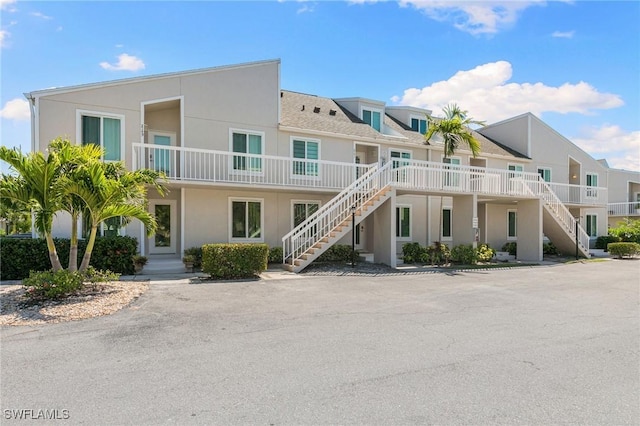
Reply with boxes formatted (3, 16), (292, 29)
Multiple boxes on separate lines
(25, 59), (640, 271)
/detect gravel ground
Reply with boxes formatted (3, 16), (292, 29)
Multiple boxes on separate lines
(0, 281), (148, 326)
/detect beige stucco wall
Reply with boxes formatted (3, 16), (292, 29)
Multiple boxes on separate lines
(34, 60), (280, 166)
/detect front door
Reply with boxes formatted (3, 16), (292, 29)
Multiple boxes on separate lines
(149, 199), (177, 254)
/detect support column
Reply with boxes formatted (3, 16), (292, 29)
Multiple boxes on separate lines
(373, 190), (396, 268)
(452, 194), (476, 247)
(517, 199), (543, 261)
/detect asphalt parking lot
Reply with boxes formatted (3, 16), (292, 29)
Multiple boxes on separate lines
(1, 260), (639, 425)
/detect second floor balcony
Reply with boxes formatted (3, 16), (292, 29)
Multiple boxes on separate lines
(132, 143), (607, 206)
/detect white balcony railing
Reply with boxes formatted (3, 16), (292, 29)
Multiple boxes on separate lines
(132, 143), (371, 190)
(546, 182), (608, 206)
(608, 202), (640, 216)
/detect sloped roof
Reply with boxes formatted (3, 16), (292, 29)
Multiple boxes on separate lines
(280, 90), (527, 159)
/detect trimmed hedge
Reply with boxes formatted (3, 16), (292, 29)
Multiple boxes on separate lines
(0, 236), (138, 280)
(202, 243), (268, 279)
(316, 244), (355, 263)
(268, 246), (283, 264)
(607, 242), (640, 259)
(595, 235), (622, 251)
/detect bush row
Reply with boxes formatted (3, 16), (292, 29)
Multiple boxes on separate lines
(202, 243), (268, 279)
(402, 242), (496, 265)
(500, 241), (559, 256)
(607, 242), (640, 259)
(0, 236), (138, 280)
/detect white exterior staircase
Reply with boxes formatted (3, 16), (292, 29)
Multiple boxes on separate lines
(283, 160), (591, 272)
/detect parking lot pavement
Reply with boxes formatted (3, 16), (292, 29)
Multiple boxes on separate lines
(1, 260), (639, 425)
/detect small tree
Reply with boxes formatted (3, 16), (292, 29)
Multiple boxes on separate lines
(423, 104), (484, 242)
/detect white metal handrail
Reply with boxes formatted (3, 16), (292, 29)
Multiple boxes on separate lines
(282, 162), (392, 264)
(132, 143), (372, 190)
(546, 182), (608, 206)
(608, 202), (640, 216)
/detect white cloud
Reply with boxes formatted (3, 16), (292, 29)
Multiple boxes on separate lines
(391, 61), (624, 123)
(572, 125), (640, 171)
(0, 98), (30, 121)
(552, 30), (575, 38)
(99, 53), (145, 72)
(297, 3), (315, 14)
(0, 30), (8, 48)
(399, 0), (545, 35)
(0, 0), (17, 12)
(30, 11), (52, 20)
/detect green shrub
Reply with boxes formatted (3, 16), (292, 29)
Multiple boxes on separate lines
(609, 219), (640, 244)
(22, 267), (118, 301)
(402, 242), (424, 264)
(595, 235), (622, 251)
(501, 242), (517, 256)
(268, 246), (283, 264)
(476, 244), (496, 262)
(0, 236), (137, 280)
(202, 243), (268, 279)
(23, 269), (84, 300)
(451, 244), (477, 265)
(426, 241), (450, 265)
(607, 242), (640, 259)
(316, 244), (355, 263)
(543, 241), (559, 255)
(183, 246), (203, 268)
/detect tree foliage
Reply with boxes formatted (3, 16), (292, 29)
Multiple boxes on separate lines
(0, 138), (166, 273)
(424, 103), (484, 159)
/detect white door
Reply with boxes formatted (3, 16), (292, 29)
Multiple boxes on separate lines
(149, 199), (177, 254)
(149, 131), (175, 177)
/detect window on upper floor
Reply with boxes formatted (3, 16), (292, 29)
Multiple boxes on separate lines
(537, 167), (551, 182)
(231, 130), (263, 173)
(410, 117), (427, 134)
(586, 173), (598, 198)
(80, 112), (123, 161)
(443, 157), (461, 187)
(292, 138), (320, 177)
(362, 108), (382, 132)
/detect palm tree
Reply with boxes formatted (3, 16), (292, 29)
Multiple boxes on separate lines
(67, 161), (166, 272)
(424, 104), (484, 243)
(0, 146), (66, 271)
(424, 103), (484, 159)
(49, 138), (104, 272)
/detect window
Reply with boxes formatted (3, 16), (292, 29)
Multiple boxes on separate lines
(362, 108), (381, 132)
(80, 113), (123, 161)
(390, 150), (411, 168)
(585, 214), (597, 237)
(230, 199), (263, 241)
(292, 138), (319, 177)
(508, 164), (524, 175)
(231, 130), (263, 172)
(586, 173), (598, 198)
(410, 117), (427, 134)
(537, 167), (551, 182)
(292, 201), (319, 228)
(442, 208), (452, 240)
(507, 210), (517, 239)
(81, 215), (123, 238)
(443, 157), (461, 187)
(390, 150), (411, 183)
(396, 206), (411, 239)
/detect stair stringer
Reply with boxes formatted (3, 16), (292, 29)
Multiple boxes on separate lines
(521, 178), (591, 259)
(286, 186), (393, 272)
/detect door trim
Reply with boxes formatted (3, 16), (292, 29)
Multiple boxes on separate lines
(149, 199), (177, 254)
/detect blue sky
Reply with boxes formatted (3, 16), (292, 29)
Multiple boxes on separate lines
(1, 0), (639, 170)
